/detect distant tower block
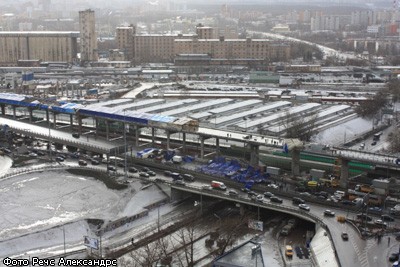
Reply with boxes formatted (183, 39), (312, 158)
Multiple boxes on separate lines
(79, 9), (98, 63)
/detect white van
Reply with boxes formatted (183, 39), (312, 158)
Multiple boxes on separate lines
(334, 190), (345, 200)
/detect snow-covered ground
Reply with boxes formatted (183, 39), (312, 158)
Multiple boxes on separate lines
(0, 155), (12, 177)
(312, 117), (373, 146)
(0, 168), (168, 258)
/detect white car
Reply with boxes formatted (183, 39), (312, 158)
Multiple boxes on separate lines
(299, 204), (310, 211)
(267, 184), (279, 189)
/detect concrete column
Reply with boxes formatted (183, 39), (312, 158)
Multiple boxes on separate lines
(250, 144), (260, 166)
(46, 109), (49, 123)
(182, 132), (186, 152)
(28, 108), (33, 123)
(166, 130), (171, 150)
(340, 158), (350, 188)
(291, 149), (301, 176)
(135, 126), (140, 147)
(53, 113), (57, 128)
(70, 114), (74, 128)
(216, 137), (220, 156)
(106, 120), (110, 140)
(78, 115), (82, 134)
(95, 118), (99, 136)
(240, 204), (245, 216)
(12, 106), (16, 119)
(1, 104), (5, 115)
(200, 136), (205, 159)
(151, 127), (155, 146)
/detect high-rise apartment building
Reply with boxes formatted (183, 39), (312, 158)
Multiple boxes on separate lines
(79, 9), (98, 63)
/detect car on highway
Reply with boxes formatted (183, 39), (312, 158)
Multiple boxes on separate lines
(341, 232), (349, 241)
(298, 204), (310, 211)
(174, 180), (185, 186)
(72, 133), (80, 138)
(147, 170), (156, 176)
(91, 159), (100, 165)
(183, 174), (195, 182)
(128, 167), (138, 173)
(324, 210), (335, 217)
(371, 141), (377, 146)
(107, 166), (116, 171)
(389, 253), (399, 262)
(78, 159), (87, 166)
(374, 219), (387, 228)
(142, 167), (151, 172)
(164, 170), (172, 177)
(292, 197), (305, 205)
(55, 156), (64, 162)
(256, 195), (263, 202)
(28, 152), (38, 157)
(357, 214), (372, 221)
(228, 189), (238, 197)
(299, 192), (312, 198)
(381, 214), (395, 222)
(267, 184), (279, 189)
(139, 172), (149, 178)
(270, 196), (283, 204)
(201, 185), (213, 191)
(264, 192), (274, 198)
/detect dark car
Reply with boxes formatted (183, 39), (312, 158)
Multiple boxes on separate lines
(247, 191), (257, 197)
(72, 133), (80, 138)
(107, 166), (116, 172)
(91, 159), (100, 165)
(174, 180), (185, 186)
(139, 172), (149, 178)
(264, 192), (274, 198)
(270, 196), (283, 204)
(371, 141), (377, 146)
(117, 162), (125, 168)
(341, 200), (356, 206)
(341, 232), (349, 241)
(164, 170), (172, 177)
(78, 159), (87, 166)
(147, 170), (156, 176)
(381, 214), (395, 222)
(389, 253), (399, 262)
(183, 174), (195, 182)
(292, 197), (305, 205)
(55, 156), (64, 162)
(128, 167), (138, 173)
(142, 167), (151, 172)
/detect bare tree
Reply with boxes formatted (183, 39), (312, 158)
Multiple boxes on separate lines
(388, 131), (400, 153)
(280, 110), (318, 141)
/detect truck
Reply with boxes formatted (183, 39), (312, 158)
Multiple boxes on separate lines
(211, 181), (227, 191)
(355, 184), (374, 194)
(172, 155), (183, 164)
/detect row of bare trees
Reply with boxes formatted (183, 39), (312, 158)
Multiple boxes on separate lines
(118, 213), (250, 267)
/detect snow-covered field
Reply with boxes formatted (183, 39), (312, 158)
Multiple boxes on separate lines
(0, 168), (168, 258)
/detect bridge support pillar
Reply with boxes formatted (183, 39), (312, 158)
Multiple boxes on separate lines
(182, 132), (186, 152)
(216, 137), (220, 156)
(1, 104), (5, 115)
(53, 113), (57, 128)
(135, 126), (140, 147)
(105, 120), (110, 140)
(291, 149), (301, 176)
(94, 118), (99, 136)
(240, 204), (245, 216)
(250, 144), (260, 166)
(77, 115), (82, 133)
(340, 158), (350, 188)
(28, 107), (33, 123)
(166, 130), (171, 150)
(46, 109), (49, 123)
(151, 127), (155, 146)
(200, 136), (205, 159)
(70, 114), (74, 128)
(12, 106), (16, 119)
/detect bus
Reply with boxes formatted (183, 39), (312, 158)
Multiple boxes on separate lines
(373, 132), (383, 141)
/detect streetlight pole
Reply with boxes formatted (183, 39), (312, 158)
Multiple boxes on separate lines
(124, 110), (127, 178)
(48, 115), (52, 162)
